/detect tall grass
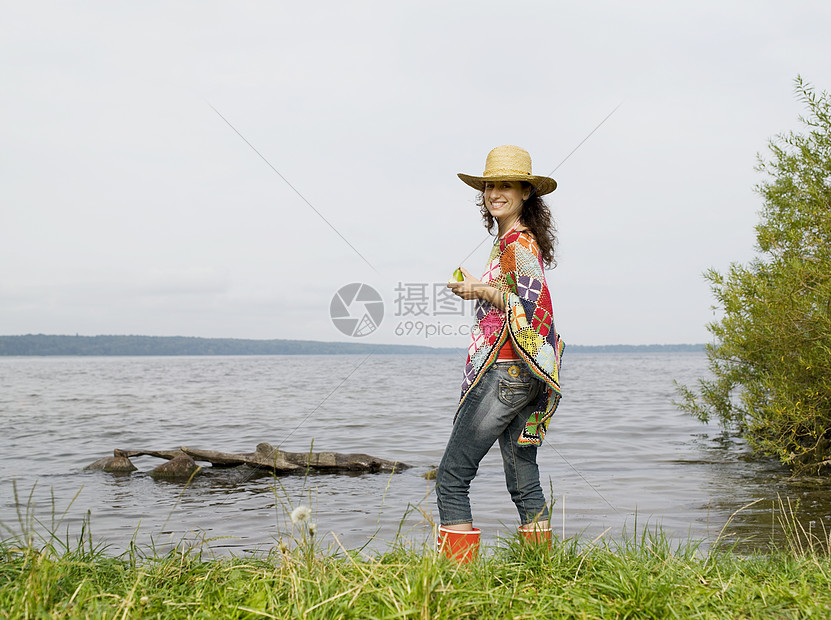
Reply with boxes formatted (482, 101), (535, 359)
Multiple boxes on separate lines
(3, 496), (831, 619)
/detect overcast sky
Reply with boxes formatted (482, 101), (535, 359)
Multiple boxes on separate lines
(2, 1), (829, 347)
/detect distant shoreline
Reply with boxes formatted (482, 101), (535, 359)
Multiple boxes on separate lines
(0, 334), (706, 356)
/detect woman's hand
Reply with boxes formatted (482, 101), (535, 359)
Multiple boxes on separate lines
(446, 268), (505, 310)
(447, 267), (481, 300)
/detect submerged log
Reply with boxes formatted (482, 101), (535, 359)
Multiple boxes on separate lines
(89, 443), (410, 475)
(178, 443), (410, 474)
(120, 448), (187, 460)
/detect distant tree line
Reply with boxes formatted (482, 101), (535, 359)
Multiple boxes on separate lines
(0, 335), (461, 356)
(567, 344), (705, 354)
(0, 334), (704, 356)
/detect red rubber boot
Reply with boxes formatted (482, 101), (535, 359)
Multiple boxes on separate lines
(437, 526), (481, 563)
(519, 526), (552, 548)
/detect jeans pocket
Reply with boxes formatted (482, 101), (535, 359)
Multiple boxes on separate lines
(497, 378), (534, 408)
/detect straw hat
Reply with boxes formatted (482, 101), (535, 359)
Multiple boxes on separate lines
(457, 145), (557, 196)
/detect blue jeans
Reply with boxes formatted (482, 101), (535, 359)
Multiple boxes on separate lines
(436, 362), (549, 526)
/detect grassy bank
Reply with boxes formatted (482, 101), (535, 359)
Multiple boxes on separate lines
(3, 525), (831, 619)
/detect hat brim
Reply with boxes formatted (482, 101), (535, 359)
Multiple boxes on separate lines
(457, 173), (557, 196)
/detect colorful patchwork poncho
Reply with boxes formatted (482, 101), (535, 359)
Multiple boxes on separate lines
(459, 230), (564, 446)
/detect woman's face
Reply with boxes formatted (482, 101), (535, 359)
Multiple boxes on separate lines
(484, 180), (530, 222)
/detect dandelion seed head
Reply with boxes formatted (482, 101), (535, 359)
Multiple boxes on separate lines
(290, 505), (311, 524)
(309, 522), (317, 536)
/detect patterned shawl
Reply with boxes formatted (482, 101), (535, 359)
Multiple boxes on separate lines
(458, 230), (564, 446)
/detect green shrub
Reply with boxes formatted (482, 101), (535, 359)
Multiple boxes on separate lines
(678, 77), (831, 474)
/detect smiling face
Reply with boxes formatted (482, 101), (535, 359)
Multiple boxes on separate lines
(484, 180), (531, 226)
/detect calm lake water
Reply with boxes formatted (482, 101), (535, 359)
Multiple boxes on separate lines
(1, 353), (829, 556)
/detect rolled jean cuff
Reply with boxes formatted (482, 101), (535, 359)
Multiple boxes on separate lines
(520, 513), (550, 526)
(440, 518), (474, 526)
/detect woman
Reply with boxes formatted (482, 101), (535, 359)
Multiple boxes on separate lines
(437, 145), (564, 561)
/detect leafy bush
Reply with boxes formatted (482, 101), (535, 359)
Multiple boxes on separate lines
(678, 77), (831, 474)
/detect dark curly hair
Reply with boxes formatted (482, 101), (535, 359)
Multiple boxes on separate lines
(477, 182), (558, 268)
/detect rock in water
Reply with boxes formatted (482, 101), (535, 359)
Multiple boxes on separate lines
(84, 450), (137, 473)
(149, 454), (201, 480)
